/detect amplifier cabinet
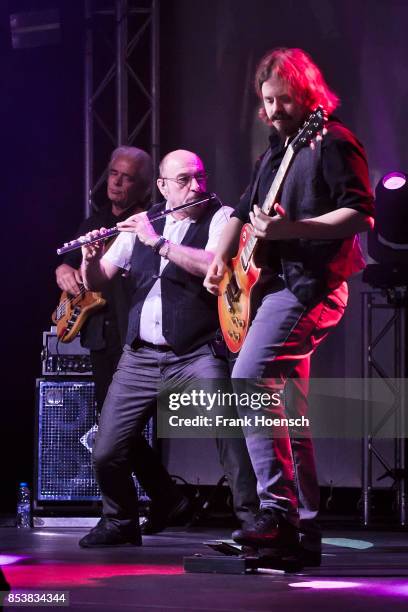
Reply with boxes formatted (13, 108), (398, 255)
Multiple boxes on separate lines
(35, 379), (153, 505)
(41, 329), (92, 376)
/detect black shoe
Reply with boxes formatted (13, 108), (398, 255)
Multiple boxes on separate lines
(299, 518), (322, 566)
(140, 495), (191, 535)
(232, 509), (299, 553)
(298, 547), (321, 567)
(79, 518), (142, 548)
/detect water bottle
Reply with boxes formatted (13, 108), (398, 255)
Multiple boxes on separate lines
(16, 482), (31, 528)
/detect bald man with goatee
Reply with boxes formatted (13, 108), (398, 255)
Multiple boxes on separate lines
(78, 149), (258, 548)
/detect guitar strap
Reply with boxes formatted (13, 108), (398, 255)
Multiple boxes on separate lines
(249, 148), (272, 208)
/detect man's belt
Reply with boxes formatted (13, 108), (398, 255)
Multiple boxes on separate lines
(132, 339), (172, 352)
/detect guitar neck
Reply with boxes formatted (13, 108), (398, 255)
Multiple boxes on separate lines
(241, 146), (295, 267)
(262, 146), (295, 215)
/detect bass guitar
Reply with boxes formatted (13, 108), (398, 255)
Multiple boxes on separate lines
(218, 107), (326, 353)
(52, 286), (106, 343)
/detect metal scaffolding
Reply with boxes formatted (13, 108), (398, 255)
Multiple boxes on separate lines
(83, 0), (159, 216)
(362, 290), (406, 526)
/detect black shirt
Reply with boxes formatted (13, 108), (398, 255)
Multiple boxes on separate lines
(233, 118), (374, 224)
(231, 118), (375, 305)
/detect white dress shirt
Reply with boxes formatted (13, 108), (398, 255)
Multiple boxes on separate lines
(104, 204), (233, 344)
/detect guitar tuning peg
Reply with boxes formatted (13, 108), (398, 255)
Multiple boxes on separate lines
(315, 134), (323, 142)
(322, 127), (328, 136)
(309, 141), (316, 150)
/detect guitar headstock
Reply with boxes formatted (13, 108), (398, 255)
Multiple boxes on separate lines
(290, 106), (327, 153)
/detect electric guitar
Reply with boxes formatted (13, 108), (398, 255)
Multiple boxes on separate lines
(52, 286), (106, 343)
(218, 107), (326, 353)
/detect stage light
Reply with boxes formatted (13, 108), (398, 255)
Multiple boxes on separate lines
(369, 171), (408, 262)
(365, 170), (408, 292)
(382, 172), (406, 190)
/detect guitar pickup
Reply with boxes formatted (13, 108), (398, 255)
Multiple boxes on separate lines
(223, 291), (234, 313)
(228, 275), (241, 300)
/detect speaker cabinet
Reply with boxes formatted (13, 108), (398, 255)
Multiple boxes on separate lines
(35, 379), (153, 507)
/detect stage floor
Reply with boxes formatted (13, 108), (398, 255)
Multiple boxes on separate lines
(1, 525), (408, 611)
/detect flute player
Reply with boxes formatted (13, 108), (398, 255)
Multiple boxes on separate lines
(77, 149), (258, 548)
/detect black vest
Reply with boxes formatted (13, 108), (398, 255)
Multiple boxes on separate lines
(279, 141), (343, 304)
(125, 201), (220, 355)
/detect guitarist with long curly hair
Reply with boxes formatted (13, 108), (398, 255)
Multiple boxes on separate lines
(204, 47), (375, 566)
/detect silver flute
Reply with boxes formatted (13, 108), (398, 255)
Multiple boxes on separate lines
(56, 193), (217, 255)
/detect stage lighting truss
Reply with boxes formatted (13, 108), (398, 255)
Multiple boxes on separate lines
(362, 290), (406, 527)
(83, 0), (159, 216)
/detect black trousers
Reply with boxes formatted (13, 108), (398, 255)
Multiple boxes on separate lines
(89, 321), (123, 415)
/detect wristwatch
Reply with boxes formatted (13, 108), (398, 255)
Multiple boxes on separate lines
(152, 236), (166, 253)
(159, 239), (170, 260)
